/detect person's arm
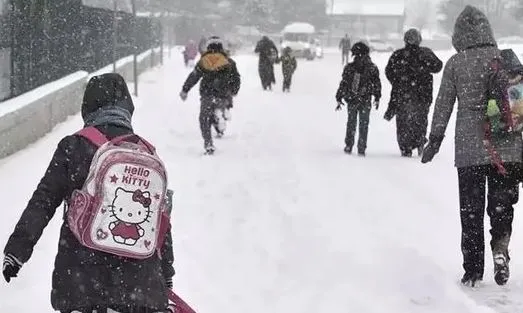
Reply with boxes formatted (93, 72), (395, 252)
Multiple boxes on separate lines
(229, 60), (241, 96)
(4, 137), (72, 264)
(182, 63), (204, 93)
(370, 64), (382, 101)
(422, 47), (443, 73)
(429, 58), (457, 139)
(336, 65), (351, 102)
(385, 52), (399, 83)
(161, 229), (175, 288)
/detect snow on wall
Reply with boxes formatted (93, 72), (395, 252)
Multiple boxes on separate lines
(0, 48), (162, 159)
(0, 71), (87, 158)
(0, 71), (88, 119)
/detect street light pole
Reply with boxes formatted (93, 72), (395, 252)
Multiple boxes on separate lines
(132, 0), (138, 97)
(112, 0), (118, 73)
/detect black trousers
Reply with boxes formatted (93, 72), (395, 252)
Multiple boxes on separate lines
(345, 102), (371, 152)
(200, 96), (227, 147)
(457, 164), (519, 277)
(283, 73), (293, 90)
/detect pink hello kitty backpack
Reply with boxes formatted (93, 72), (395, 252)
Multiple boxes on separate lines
(67, 127), (171, 259)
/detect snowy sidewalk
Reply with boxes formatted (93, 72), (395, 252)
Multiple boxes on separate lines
(0, 51), (522, 312)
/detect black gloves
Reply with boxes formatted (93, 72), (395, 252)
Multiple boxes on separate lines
(421, 134), (444, 164)
(383, 107), (395, 121)
(335, 98), (344, 111)
(3, 253), (23, 283)
(373, 98), (380, 110)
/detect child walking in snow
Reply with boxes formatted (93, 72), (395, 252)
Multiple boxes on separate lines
(2, 73), (175, 313)
(335, 42), (381, 156)
(180, 36), (241, 154)
(281, 47), (297, 92)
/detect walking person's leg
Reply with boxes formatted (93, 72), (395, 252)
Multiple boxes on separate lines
(344, 105), (358, 153)
(396, 110), (411, 156)
(283, 74), (291, 91)
(357, 104), (371, 155)
(199, 97), (215, 151)
(486, 164), (519, 285)
(458, 165), (488, 286)
(213, 98), (227, 137)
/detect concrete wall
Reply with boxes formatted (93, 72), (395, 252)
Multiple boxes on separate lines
(0, 48), (162, 159)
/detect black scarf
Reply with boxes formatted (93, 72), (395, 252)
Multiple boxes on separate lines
(83, 105), (133, 130)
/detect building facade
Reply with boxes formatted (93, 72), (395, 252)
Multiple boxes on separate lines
(327, 0), (405, 39)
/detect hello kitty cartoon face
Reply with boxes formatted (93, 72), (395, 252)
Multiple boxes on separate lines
(110, 188), (152, 225)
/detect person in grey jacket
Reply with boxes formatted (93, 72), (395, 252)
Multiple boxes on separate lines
(421, 5), (522, 287)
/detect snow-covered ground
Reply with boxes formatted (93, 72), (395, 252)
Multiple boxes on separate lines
(1, 49), (523, 313)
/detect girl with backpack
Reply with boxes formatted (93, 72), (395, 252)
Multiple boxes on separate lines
(335, 42), (381, 156)
(2, 73), (175, 313)
(421, 6), (522, 287)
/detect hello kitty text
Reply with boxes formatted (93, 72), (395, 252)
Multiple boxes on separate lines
(122, 165), (151, 189)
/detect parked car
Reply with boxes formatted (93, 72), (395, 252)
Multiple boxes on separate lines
(280, 22), (316, 60)
(367, 39), (394, 52)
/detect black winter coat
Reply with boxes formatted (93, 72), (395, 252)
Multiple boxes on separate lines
(4, 124), (175, 312)
(182, 51), (241, 99)
(385, 45), (443, 108)
(281, 54), (297, 77)
(255, 37), (278, 86)
(336, 56), (382, 104)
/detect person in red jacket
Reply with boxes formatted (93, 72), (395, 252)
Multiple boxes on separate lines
(2, 73), (175, 313)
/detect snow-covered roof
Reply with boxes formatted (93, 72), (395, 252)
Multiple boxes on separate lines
(82, 0), (132, 13)
(282, 23), (316, 34)
(136, 11), (164, 17)
(326, 0), (405, 16)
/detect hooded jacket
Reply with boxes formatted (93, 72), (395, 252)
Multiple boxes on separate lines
(429, 5), (522, 168)
(182, 50), (241, 99)
(336, 52), (381, 104)
(281, 48), (297, 76)
(4, 73), (175, 311)
(385, 35), (442, 107)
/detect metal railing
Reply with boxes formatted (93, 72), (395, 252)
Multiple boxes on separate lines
(0, 0), (162, 101)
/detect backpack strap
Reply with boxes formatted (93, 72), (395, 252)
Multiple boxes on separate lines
(111, 134), (157, 154)
(76, 127), (109, 147)
(483, 120), (508, 176)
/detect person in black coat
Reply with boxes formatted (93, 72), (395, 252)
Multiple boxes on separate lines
(336, 42), (381, 156)
(281, 47), (297, 92)
(2, 73), (175, 313)
(385, 28), (443, 157)
(339, 34), (351, 65)
(255, 36), (279, 90)
(180, 36), (241, 154)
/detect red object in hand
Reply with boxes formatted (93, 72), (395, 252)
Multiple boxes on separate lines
(167, 289), (196, 313)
